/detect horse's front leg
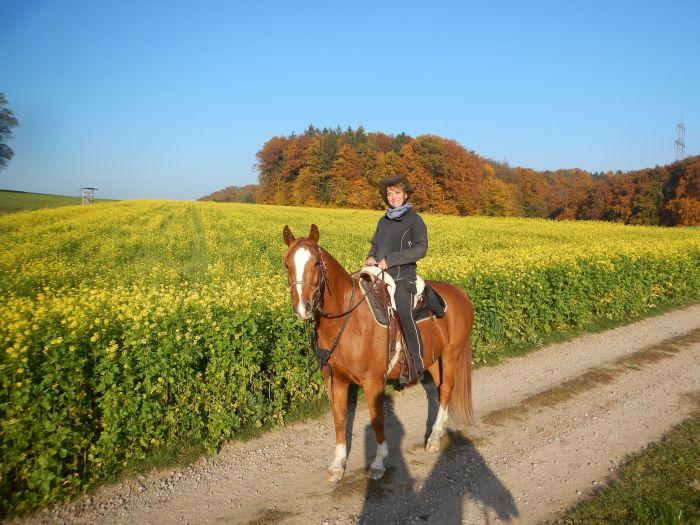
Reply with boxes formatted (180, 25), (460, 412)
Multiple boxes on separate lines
(364, 380), (388, 480)
(327, 379), (350, 482)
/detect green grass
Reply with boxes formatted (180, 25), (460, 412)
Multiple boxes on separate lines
(554, 408), (700, 525)
(0, 189), (110, 214)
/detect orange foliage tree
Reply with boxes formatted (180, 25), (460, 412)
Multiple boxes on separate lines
(666, 157), (700, 225)
(481, 166), (517, 217)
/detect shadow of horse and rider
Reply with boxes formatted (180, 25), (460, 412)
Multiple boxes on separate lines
(342, 382), (520, 525)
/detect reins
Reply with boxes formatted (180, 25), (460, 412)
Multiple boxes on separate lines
(308, 277), (356, 371)
(317, 272), (373, 318)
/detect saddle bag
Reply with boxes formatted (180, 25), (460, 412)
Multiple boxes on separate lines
(421, 282), (445, 318)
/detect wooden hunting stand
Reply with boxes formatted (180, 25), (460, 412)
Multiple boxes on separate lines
(81, 187), (98, 205)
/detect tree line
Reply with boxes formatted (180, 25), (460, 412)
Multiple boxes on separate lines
(200, 184), (258, 204)
(207, 126), (699, 226)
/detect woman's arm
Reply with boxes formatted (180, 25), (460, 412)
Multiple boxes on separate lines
(366, 219), (382, 262)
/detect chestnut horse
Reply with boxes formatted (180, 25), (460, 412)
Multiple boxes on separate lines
(283, 224), (474, 481)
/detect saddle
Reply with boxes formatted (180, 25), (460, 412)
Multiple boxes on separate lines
(358, 266), (447, 384)
(358, 266), (446, 326)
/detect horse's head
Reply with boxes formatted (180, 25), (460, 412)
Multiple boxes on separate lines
(282, 224), (325, 320)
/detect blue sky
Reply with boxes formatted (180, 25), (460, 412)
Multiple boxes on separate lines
(1, 1), (698, 200)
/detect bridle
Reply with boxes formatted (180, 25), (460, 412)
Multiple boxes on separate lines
(286, 243), (371, 319)
(286, 242), (375, 377)
(287, 243), (328, 315)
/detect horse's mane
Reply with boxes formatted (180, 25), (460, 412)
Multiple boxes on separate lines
(318, 245), (352, 281)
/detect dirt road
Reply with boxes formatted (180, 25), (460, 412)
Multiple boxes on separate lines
(14, 304), (700, 525)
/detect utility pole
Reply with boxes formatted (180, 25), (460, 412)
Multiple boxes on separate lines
(675, 116), (686, 161)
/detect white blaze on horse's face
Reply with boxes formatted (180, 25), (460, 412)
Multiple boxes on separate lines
(292, 246), (314, 320)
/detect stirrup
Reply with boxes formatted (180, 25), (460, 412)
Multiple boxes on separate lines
(399, 356), (420, 386)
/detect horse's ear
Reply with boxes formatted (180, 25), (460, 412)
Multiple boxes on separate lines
(283, 225), (295, 246)
(309, 224), (320, 243)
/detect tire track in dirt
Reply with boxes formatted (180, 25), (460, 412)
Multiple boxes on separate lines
(10, 304), (700, 525)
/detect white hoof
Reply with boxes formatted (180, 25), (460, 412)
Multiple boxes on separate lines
(327, 444), (347, 482)
(426, 406), (449, 453)
(425, 438), (441, 453)
(367, 467), (386, 480)
(368, 442), (388, 480)
(326, 468), (345, 482)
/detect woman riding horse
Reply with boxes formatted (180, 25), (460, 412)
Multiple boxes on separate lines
(282, 193), (474, 482)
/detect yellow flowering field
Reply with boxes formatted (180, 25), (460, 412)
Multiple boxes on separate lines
(1, 200), (699, 513)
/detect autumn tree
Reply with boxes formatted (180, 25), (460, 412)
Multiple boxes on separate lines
(627, 168), (669, 225)
(290, 135), (326, 206)
(441, 139), (484, 215)
(396, 141), (434, 212)
(550, 170), (593, 220)
(481, 166), (517, 216)
(280, 134), (311, 192)
(666, 157), (700, 225)
(517, 168), (550, 218)
(327, 143), (359, 207)
(580, 177), (614, 221)
(255, 136), (289, 204)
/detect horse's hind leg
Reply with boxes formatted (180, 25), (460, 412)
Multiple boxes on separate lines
(327, 379), (350, 482)
(425, 349), (456, 452)
(364, 380), (388, 480)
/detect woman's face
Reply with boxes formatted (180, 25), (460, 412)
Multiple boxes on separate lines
(386, 185), (407, 208)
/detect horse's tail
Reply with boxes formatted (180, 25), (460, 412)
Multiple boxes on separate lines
(449, 338), (474, 426)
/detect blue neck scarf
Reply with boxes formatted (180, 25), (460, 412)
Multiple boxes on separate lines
(386, 202), (413, 220)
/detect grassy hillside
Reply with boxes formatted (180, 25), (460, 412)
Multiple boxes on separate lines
(0, 189), (109, 215)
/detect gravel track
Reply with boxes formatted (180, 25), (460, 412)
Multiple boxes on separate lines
(10, 304), (700, 525)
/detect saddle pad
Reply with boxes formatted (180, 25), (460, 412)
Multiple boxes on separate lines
(360, 278), (390, 326)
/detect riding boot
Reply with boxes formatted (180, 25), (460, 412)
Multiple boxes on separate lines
(395, 280), (424, 384)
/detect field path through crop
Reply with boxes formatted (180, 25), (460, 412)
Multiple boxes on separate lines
(12, 304), (700, 525)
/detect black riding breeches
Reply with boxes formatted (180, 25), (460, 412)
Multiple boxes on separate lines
(394, 279), (424, 371)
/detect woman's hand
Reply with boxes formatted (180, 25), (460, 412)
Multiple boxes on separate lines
(365, 257), (387, 270)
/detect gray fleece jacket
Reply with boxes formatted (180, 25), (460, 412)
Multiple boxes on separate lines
(367, 209), (427, 281)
